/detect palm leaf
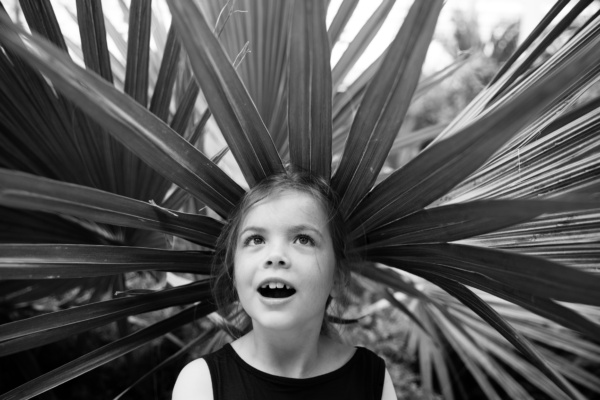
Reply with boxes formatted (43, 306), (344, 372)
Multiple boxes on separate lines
(1, 1), (600, 398)
(332, 0), (444, 215)
(169, 80), (200, 135)
(200, 0), (292, 152)
(363, 260), (600, 341)
(0, 245), (212, 279)
(489, 0), (594, 102)
(0, 169), (222, 247)
(373, 243), (600, 306)
(0, 15), (244, 216)
(167, 0), (284, 186)
(0, 283), (211, 357)
(0, 282), (210, 354)
(76, 0), (114, 81)
(439, 96), (600, 204)
(330, 0), (395, 90)
(327, 0), (359, 45)
(508, 243), (600, 271)
(372, 273), (598, 399)
(123, 0), (151, 105)
(351, 29), (600, 233)
(466, 210), (600, 251)
(360, 198), (598, 245)
(0, 208), (102, 244)
(332, 52), (468, 159)
(20, 0), (67, 51)
(149, 24), (181, 122)
(0, 304), (214, 400)
(75, 0), (129, 196)
(489, 0), (569, 86)
(288, 0), (332, 178)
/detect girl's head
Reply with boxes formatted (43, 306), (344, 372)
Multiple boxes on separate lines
(212, 171), (349, 336)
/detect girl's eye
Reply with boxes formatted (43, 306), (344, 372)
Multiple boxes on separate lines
(295, 234), (315, 246)
(243, 235), (264, 246)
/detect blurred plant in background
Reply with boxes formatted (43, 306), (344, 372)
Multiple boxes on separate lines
(1, 1), (600, 399)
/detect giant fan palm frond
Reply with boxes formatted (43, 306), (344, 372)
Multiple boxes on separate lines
(0, 0), (600, 399)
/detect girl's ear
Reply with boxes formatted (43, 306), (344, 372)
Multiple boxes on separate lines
(330, 264), (349, 300)
(330, 284), (339, 299)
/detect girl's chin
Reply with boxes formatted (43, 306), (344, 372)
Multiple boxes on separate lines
(249, 314), (322, 333)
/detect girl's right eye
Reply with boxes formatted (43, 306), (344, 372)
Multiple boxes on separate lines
(243, 235), (264, 246)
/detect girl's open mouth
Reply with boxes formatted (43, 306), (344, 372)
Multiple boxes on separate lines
(258, 282), (296, 298)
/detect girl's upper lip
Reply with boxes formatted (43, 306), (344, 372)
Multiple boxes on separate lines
(256, 277), (295, 290)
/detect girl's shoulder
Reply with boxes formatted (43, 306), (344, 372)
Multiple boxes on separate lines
(325, 340), (397, 400)
(319, 336), (358, 372)
(172, 358), (213, 400)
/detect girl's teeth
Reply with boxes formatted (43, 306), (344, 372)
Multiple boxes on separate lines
(261, 282), (294, 290)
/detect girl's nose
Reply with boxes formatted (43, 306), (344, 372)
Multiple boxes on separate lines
(266, 258), (287, 266)
(265, 249), (289, 268)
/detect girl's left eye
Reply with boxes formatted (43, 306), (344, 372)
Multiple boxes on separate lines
(295, 234), (315, 246)
(243, 235), (264, 246)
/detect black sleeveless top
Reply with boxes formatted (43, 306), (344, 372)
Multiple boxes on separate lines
(204, 343), (385, 399)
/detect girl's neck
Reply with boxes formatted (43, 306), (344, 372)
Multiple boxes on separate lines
(233, 326), (333, 378)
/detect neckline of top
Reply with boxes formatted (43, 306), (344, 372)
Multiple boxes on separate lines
(223, 343), (361, 384)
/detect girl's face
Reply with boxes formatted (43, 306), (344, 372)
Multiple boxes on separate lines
(233, 189), (336, 333)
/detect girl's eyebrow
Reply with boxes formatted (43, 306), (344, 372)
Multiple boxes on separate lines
(289, 224), (324, 239)
(239, 226), (266, 236)
(239, 224), (325, 239)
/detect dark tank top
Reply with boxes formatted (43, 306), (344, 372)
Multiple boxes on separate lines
(204, 343), (386, 400)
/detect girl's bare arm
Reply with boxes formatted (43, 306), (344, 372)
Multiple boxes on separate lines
(172, 359), (213, 400)
(381, 368), (398, 400)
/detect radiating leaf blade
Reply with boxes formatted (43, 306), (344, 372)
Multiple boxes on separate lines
(489, 0), (593, 102)
(124, 0), (151, 105)
(332, 0), (444, 215)
(489, 0), (569, 85)
(0, 304), (214, 400)
(0, 244), (212, 279)
(288, 0), (332, 178)
(361, 199), (598, 246)
(327, 0), (359, 46)
(149, 24), (181, 122)
(0, 282), (210, 346)
(20, 0), (67, 51)
(169, 81), (200, 135)
(0, 169), (222, 247)
(359, 261), (600, 340)
(439, 104), (600, 204)
(330, 0), (395, 90)
(351, 31), (600, 233)
(0, 17), (244, 217)
(421, 276), (579, 400)
(369, 243), (600, 306)
(167, 0), (284, 187)
(76, 0), (114, 82)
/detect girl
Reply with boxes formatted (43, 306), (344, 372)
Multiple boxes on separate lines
(173, 172), (397, 399)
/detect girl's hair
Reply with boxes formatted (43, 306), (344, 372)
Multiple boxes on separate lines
(211, 170), (350, 337)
